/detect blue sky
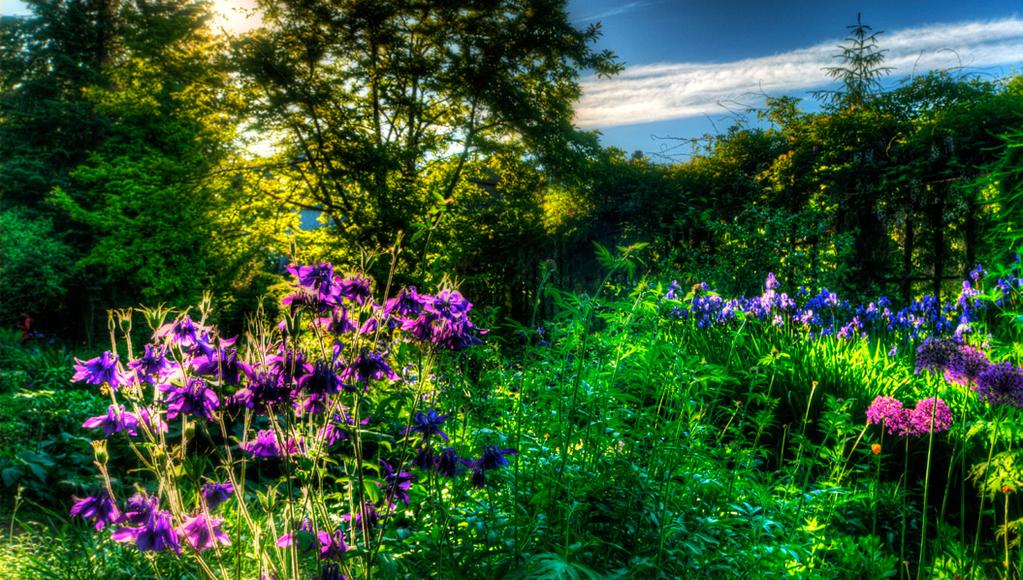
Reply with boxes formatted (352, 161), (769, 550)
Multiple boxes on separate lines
(566, 0), (1023, 158)
(5, 0), (1022, 159)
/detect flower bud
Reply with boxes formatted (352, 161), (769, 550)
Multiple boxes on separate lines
(91, 440), (109, 466)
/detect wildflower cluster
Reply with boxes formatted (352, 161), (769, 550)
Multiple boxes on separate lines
(664, 262), (1023, 344)
(69, 263), (509, 578)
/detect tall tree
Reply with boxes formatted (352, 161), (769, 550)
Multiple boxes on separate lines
(234, 0), (620, 268)
(818, 13), (892, 109)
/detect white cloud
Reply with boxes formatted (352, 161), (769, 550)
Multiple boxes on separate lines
(576, 18), (1023, 128)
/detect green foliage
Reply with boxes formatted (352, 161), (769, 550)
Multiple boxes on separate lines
(0, 209), (74, 325)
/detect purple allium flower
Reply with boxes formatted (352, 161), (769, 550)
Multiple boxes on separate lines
(908, 398), (953, 436)
(915, 338), (959, 374)
(180, 513), (231, 552)
(83, 405), (140, 437)
(112, 509), (181, 555)
(72, 351), (126, 390)
(70, 493), (120, 530)
(161, 377), (219, 421)
(944, 345), (990, 386)
(380, 459), (414, 506)
(340, 351), (398, 386)
(404, 409), (449, 442)
(128, 344), (172, 385)
(201, 482), (234, 511)
(866, 396), (910, 435)
(976, 362), (1023, 408)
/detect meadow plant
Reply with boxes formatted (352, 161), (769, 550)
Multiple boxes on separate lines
(68, 263), (506, 579)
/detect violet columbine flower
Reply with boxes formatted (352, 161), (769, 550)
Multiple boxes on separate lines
(277, 519), (345, 558)
(201, 482), (234, 511)
(287, 263), (340, 303)
(339, 275), (372, 305)
(70, 493), (120, 530)
(138, 406), (168, 434)
(161, 377), (219, 421)
(72, 351), (125, 390)
(192, 347), (247, 386)
(976, 362), (1023, 408)
(467, 446), (516, 488)
(343, 501), (380, 531)
(384, 287), (427, 320)
(404, 409), (449, 442)
(121, 493), (160, 526)
(908, 397), (953, 436)
(340, 351), (398, 386)
(128, 344), (172, 385)
(83, 405), (140, 437)
(435, 446), (462, 477)
(154, 315), (204, 350)
(866, 396), (910, 436)
(180, 513), (231, 552)
(316, 307), (356, 334)
(301, 361), (343, 397)
(915, 338), (959, 375)
(267, 346), (313, 388)
(380, 459), (414, 506)
(242, 429), (304, 458)
(114, 509), (181, 554)
(234, 366), (293, 411)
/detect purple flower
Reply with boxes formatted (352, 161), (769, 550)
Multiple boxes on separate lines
(112, 509), (181, 555)
(70, 493), (120, 530)
(765, 272), (779, 291)
(242, 429), (304, 458)
(267, 346), (313, 389)
(340, 351), (398, 386)
(83, 405), (140, 437)
(155, 315), (204, 350)
(907, 397), (953, 435)
(384, 287), (427, 319)
(128, 344), (172, 385)
(180, 513), (231, 552)
(138, 406), (168, 434)
(343, 501), (380, 531)
(72, 351), (126, 390)
(201, 482), (234, 511)
(161, 377), (219, 421)
(467, 445), (517, 488)
(121, 493), (160, 526)
(380, 459), (414, 506)
(944, 345), (990, 386)
(339, 275), (372, 305)
(192, 347), (246, 386)
(435, 446), (462, 477)
(915, 338), (959, 374)
(276, 519), (345, 559)
(404, 409), (449, 442)
(234, 366), (293, 411)
(976, 362), (1023, 408)
(301, 361), (343, 397)
(866, 396), (910, 435)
